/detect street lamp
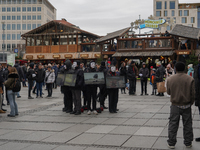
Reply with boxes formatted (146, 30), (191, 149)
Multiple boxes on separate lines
(1, 22), (5, 62)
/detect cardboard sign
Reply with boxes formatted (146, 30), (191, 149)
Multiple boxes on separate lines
(56, 73), (65, 86)
(106, 76), (125, 88)
(84, 72), (105, 85)
(64, 74), (77, 87)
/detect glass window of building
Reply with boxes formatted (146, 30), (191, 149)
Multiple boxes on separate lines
(12, 44), (16, 49)
(156, 11), (161, 17)
(7, 0), (11, 4)
(32, 24), (36, 29)
(7, 34), (11, 40)
(165, 1), (167, 9)
(27, 7), (31, 12)
(179, 10), (182, 16)
(17, 24), (21, 30)
(7, 7), (11, 12)
(12, 7), (16, 12)
(12, 16), (16, 20)
(7, 44), (11, 51)
(22, 0), (27, 4)
(37, 7), (41, 11)
(17, 0), (22, 4)
(27, 0), (31, 4)
(22, 7), (26, 12)
(33, 0), (37, 4)
(167, 25), (171, 30)
(2, 24), (6, 30)
(12, 34), (16, 40)
(32, 15), (36, 20)
(12, 24), (16, 30)
(17, 16), (21, 20)
(2, 16), (6, 20)
(7, 16), (11, 20)
(22, 24), (26, 30)
(164, 11), (168, 16)
(184, 10), (189, 16)
(172, 10), (175, 16)
(13, 0), (17, 4)
(27, 15), (31, 20)
(17, 34), (21, 40)
(7, 24), (11, 30)
(37, 24), (41, 27)
(182, 17), (187, 23)
(173, 17), (176, 23)
(17, 7), (21, 11)
(2, 44), (6, 51)
(27, 24), (31, 30)
(2, 7), (6, 12)
(198, 8), (200, 28)
(191, 17), (195, 23)
(2, 34), (6, 40)
(156, 1), (162, 9)
(170, 1), (175, 9)
(22, 16), (26, 20)
(37, 15), (41, 20)
(32, 7), (36, 11)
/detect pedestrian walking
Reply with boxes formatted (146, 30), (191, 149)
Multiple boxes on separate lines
(155, 62), (165, 96)
(27, 63), (36, 99)
(35, 64), (45, 98)
(120, 62), (127, 94)
(167, 62), (195, 149)
(52, 63), (58, 89)
(45, 65), (55, 98)
(22, 63), (28, 87)
(139, 62), (149, 96)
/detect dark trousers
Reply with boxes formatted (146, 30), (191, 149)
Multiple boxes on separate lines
(129, 79), (135, 94)
(28, 81), (33, 97)
(141, 78), (147, 94)
(82, 86), (88, 106)
(87, 86), (97, 111)
(46, 83), (53, 97)
(33, 84), (36, 93)
(36, 82), (43, 97)
(22, 74), (27, 86)
(168, 105), (193, 146)
(63, 87), (73, 111)
(72, 90), (81, 112)
(99, 86), (107, 106)
(108, 89), (118, 112)
(53, 76), (57, 89)
(5, 87), (8, 103)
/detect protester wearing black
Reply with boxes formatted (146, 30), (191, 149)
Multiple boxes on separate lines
(27, 63), (36, 99)
(139, 62), (149, 95)
(127, 61), (137, 95)
(98, 61), (108, 109)
(120, 62), (127, 94)
(155, 62), (165, 96)
(60, 60), (73, 113)
(70, 61), (84, 115)
(35, 64), (45, 98)
(22, 63), (28, 87)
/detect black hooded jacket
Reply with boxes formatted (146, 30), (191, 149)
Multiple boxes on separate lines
(74, 66), (84, 89)
(14, 63), (24, 82)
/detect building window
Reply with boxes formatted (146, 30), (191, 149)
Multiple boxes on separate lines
(173, 17), (176, 23)
(172, 10), (175, 16)
(12, 34), (16, 40)
(198, 8), (200, 28)
(17, 16), (21, 20)
(32, 15), (36, 20)
(12, 7), (16, 12)
(165, 1), (167, 9)
(2, 7), (6, 12)
(13, 0), (17, 4)
(7, 24), (11, 30)
(32, 7), (36, 11)
(37, 15), (41, 20)
(27, 0), (31, 4)
(33, 0), (37, 4)
(27, 15), (31, 20)
(22, 7), (26, 12)
(37, 7), (41, 11)
(170, 1), (175, 9)
(7, 44), (11, 51)
(2, 34), (6, 40)
(167, 25), (171, 30)
(156, 1), (162, 9)
(191, 17), (195, 23)
(32, 24), (36, 29)
(12, 16), (16, 20)
(156, 11), (161, 17)
(27, 7), (31, 12)
(37, 24), (41, 27)
(17, 0), (22, 4)
(182, 17), (187, 23)
(2, 16), (6, 20)
(7, 34), (11, 40)
(164, 11), (168, 16)
(12, 44), (16, 49)
(12, 24), (16, 30)
(179, 10), (182, 16)
(184, 10), (189, 16)
(17, 7), (21, 12)
(17, 24), (21, 30)
(17, 34), (21, 40)
(27, 24), (31, 30)
(7, 16), (11, 20)
(7, 7), (11, 12)
(2, 44), (6, 51)
(22, 16), (26, 20)
(7, 0), (11, 4)
(22, 24), (26, 30)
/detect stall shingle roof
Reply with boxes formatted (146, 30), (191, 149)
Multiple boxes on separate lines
(170, 24), (200, 40)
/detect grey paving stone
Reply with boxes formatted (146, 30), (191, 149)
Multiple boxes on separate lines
(145, 119), (169, 127)
(94, 134), (130, 146)
(0, 129), (13, 136)
(122, 136), (158, 148)
(63, 124), (95, 133)
(53, 145), (86, 150)
(22, 144), (57, 150)
(83, 118), (109, 124)
(134, 127), (164, 136)
(113, 112), (136, 118)
(65, 117), (90, 123)
(19, 131), (55, 141)
(153, 114), (170, 119)
(123, 118), (148, 126)
(86, 125), (117, 134)
(31, 116), (71, 122)
(11, 115), (39, 121)
(102, 118), (128, 125)
(133, 113), (154, 119)
(0, 142), (31, 150)
(85, 148), (113, 150)
(110, 126), (139, 135)
(68, 133), (104, 145)
(140, 108), (160, 113)
(0, 130), (34, 140)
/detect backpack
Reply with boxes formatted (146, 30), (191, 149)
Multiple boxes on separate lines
(12, 79), (21, 92)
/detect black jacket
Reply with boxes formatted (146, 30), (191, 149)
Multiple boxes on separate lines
(35, 68), (45, 83)
(156, 65), (165, 82)
(0, 73), (4, 87)
(74, 66), (84, 89)
(139, 67), (149, 80)
(22, 65), (27, 75)
(3, 68), (9, 80)
(14, 64), (24, 82)
(27, 68), (35, 81)
(194, 65), (200, 106)
(120, 67), (127, 83)
(127, 65), (136, 80)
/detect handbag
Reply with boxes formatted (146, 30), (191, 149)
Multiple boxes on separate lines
(45, 72), (51, 82)
(157, 81), (166, 93)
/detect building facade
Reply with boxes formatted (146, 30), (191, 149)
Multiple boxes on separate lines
(0, 0), (56, 57)
(153, 0), (200, 33)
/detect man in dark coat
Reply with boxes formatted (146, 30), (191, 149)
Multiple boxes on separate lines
(194, 54), (200, 142)
(22, 63), (28, 87)
(27, 63), (36, 99)
(155, 61), (165, 96)
(52, 63), (58, 89)
(120, 62), (127, 94)
(139, 62), (149, 95)
(35, 64), (45, 98)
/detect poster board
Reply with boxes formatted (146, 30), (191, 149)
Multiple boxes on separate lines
(56, 73), (65, 86)
(64, 74), (77, 87)
(84, 72), (105, 85)
(7, 53), (15, 66)
(106, 76), (125, 88)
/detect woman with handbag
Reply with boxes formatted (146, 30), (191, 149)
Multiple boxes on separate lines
(4, 67), (19, 117)
(45, 65), (55, 98)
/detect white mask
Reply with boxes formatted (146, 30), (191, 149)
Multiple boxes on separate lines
(91, 62), (95, 68)
(111, 66), (116, 72)
(64, 65), (67, 69)
(72, 62), (77, 69)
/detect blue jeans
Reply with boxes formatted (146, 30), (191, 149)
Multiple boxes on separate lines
(22, 74), (26, 86)
(7, 90), (18, 116)
(36, 82), (43, 97)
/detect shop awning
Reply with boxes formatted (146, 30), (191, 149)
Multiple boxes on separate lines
(112, 51), (174, 57)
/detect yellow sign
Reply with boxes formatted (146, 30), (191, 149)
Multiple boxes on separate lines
(140, 19), (166, 29)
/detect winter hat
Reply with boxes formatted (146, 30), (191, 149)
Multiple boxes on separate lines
(188, 64), (193, 68)
(167, 64), (171, 68)
(153, 68), (156, 72)
(101, 61), (105, 67)
(150, 66), (153, 69)
(131, 61), (135, 65)
(30, 63), (34, 69)
(142, 62), (146, 65)
(76, 60), (80, 66)
(175, 62), (185, 72)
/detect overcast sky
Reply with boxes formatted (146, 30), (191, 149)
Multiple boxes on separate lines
(49, 0), (200, 36)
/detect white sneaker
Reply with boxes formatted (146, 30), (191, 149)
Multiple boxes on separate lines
(87, 110), (91, 115)
(186, 144), (192, 148)
(167, 144), (175, 149)
(93, 110), (98, 115)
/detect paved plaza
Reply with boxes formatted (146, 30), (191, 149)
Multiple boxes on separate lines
(0, 82), (199, 150)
